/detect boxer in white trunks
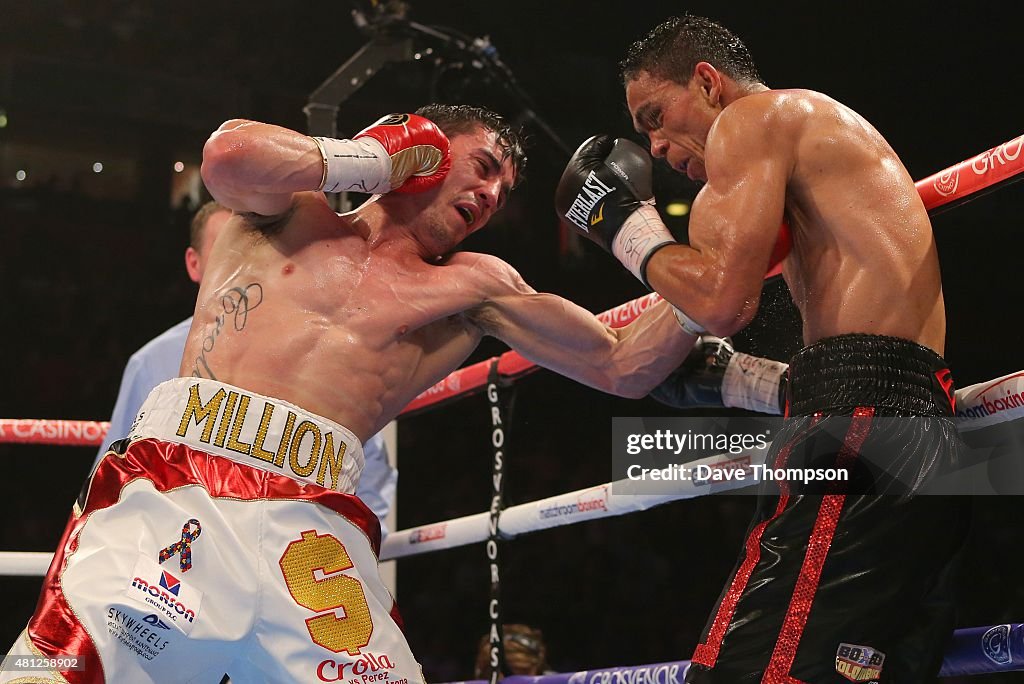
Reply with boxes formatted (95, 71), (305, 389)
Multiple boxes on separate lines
(2, 105), (698, 683)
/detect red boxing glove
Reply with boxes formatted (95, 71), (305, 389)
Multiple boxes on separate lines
(354, 113), (451, 193)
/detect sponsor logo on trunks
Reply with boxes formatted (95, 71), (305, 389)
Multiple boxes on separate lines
(835, 643), (884, 683)
(564, 171), (616, 233)
(176, 383), (350, 490)
(982, 624), (1011, 665)
(409, 523), (447, 544)
(316, 651), (402, 683)
(105, 607), (171, 662)
(159, 571), (181, 596)
(538, 486), (608, 519)
(129, 410), (145, 436)
(158, 518), (202, 572)
(143, 614), (172, 630)
(125, 557), (203, 636)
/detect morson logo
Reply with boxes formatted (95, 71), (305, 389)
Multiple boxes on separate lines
(159, 571), (181, 596)
(125, 557), (202, 635)
(131, 576), (195, 623)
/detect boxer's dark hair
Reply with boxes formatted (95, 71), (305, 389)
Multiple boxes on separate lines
(416, 104), (527, 184)
(620, 15), (761, 86)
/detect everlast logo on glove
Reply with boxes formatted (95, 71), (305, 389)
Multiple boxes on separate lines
(556, 135), (676, 287)
(563, 171), (616, 233)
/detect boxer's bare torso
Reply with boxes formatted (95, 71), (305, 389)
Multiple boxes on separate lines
(628, 75), (945, 352)
(768, 90), (944, 351)
(191, 122), (695, 441)
(183, 194), (518, 441)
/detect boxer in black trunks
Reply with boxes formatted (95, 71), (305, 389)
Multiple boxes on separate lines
(555, 14), (968, 683)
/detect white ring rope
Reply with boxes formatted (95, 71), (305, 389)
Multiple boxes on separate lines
(3, 369), (1021, 574)
(380, 369), (1024, 559)
(1, 137), (1022, 681)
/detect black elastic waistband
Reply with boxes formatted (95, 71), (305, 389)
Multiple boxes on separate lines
(787, 333), (954, 417)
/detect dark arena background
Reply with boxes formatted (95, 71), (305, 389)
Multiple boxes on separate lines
(2, 1), (1023, 682)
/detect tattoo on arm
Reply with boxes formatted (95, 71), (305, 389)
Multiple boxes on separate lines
(190, 283), (264, 379)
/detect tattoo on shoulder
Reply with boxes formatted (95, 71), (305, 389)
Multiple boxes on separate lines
(190, 282), (264, 379)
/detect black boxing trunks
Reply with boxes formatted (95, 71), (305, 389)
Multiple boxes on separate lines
(687, 334), (970, 684)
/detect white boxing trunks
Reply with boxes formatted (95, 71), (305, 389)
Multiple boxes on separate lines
(1, 377), (423, 684)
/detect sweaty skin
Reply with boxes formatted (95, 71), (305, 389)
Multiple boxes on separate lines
(193, 120), (695, 442)
(626, 66), (945, 353)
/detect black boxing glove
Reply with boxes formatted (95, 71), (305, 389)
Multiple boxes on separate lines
(649, 335), (736, 408)
(555, 135), (677, 288)
(649, 335), (789, 415)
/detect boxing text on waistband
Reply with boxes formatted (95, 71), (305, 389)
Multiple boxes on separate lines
(131, 378), (364, 493)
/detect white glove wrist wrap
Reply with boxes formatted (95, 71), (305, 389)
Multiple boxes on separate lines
(670, 306), (706, 336)
(610, 202), (676, 285)
(312, 136), (393, 194)
(722, 352), (788, 415)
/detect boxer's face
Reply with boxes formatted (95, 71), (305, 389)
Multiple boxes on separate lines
(413, 126), (516, 254)
(627, 67), (719, 183)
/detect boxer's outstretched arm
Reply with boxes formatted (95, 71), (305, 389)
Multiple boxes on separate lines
(465, 255), (697, 399)
(202, 119), (326, 217)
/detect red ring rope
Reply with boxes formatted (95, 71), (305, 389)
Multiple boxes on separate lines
(0, 420), (109, 447)
(3, 132), (1022, 444)
(401, 132), (1024, 415)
